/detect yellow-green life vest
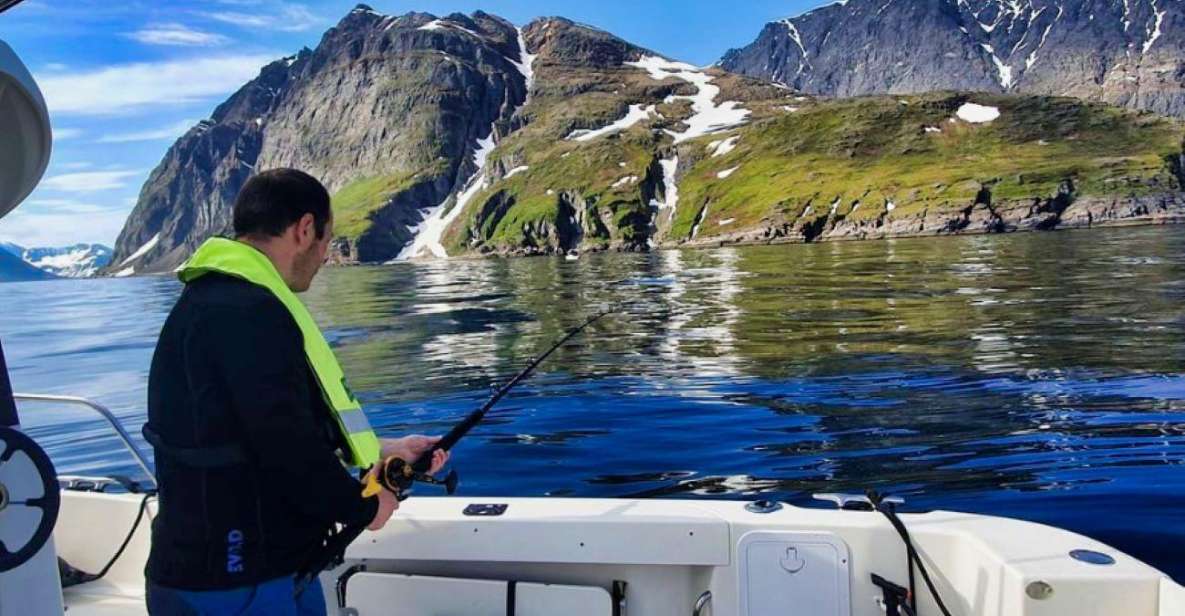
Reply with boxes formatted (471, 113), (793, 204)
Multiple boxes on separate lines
(177, 237), (381, 469)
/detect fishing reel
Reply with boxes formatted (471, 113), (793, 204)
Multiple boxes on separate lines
(361, 455), (458, 501)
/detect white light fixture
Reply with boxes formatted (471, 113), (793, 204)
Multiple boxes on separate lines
(0, 40), (52, 220)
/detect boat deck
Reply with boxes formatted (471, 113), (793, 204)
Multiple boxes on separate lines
(52, 490), (1185, 616)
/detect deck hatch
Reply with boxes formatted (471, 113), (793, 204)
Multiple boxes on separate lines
(738, 531), (851, 616)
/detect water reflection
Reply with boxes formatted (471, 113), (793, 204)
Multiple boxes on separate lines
(0, 226), (1183, 579)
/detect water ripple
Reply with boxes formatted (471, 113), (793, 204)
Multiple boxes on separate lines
(1, 226), (1183, 579)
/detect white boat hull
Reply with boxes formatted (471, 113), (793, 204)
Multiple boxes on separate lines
(46, 490), (1185, 616)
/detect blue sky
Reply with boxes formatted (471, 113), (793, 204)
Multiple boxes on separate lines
(0, 0), (820, 248)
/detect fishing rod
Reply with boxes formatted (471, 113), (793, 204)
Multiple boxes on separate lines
(364, 309), (609, 499)
(295, 310), (609, 594)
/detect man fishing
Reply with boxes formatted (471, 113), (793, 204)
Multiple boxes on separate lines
(141, 168), (448, 615)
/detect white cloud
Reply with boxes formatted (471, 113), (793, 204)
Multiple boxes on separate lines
(98, 119), (196, 143)
(53, 127), (84, 140)
(36, 54), (276, 115)
(0, 206), (129, 247)
(41, 170), (142, 192)
(23, 198), (112, 214)
(199, 3), (321, 31)
(127, 23), (230, 46)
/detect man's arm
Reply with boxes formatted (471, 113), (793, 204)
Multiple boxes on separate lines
(196, 298), (378, 529)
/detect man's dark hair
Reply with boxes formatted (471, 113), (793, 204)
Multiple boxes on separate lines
(233, 168), (331, 239)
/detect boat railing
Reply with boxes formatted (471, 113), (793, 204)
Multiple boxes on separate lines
(13, 393), (156, 488)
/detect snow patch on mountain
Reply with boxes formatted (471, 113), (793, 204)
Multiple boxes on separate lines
(651, 155), (681, 219)
(1144, 1), (1166, 54)
(419, 19), (480, 38)
(568, 104), (657, 141)
(956, 102), (1001, 123)
(623, 55), (752, 223)
(511, 26), (537, 97)
(980, 44), (1013, 89)
(708, 136), (740, 157)
(626, 55), (751, 144)
(399, 132), (496, 260)
(119, 233), (160, 267)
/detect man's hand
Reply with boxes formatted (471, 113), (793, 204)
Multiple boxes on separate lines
(380, 435), (450, 475)
(367, 487), (399, 531)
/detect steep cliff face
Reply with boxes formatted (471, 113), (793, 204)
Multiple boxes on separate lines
(107, 5), (531, 273)
(720, 0), (1185, 118)
(108, 55), (296, 274)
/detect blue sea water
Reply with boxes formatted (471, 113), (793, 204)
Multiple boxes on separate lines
(2, 226), (1183, 580)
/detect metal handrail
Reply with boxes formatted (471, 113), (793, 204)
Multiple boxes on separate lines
(13, 393), (156, 487)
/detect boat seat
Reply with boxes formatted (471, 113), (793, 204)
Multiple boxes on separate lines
(347, 572), (613, 616)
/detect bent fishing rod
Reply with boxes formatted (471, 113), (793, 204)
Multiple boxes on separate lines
(296, 310), (609, 591)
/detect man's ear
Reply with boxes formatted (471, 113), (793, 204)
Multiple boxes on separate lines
(297, 213), (317, 246)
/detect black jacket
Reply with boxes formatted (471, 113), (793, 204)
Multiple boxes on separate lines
(145, 273), (378, 590)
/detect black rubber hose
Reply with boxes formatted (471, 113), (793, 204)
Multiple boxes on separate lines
(62, 491), (153, 587)
(881, 504), (954, 616)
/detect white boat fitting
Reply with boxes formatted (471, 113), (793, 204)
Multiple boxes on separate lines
(0, 20), (1182, 616)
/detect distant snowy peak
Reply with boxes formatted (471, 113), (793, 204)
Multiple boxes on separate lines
(21, 244), (113, 278)
(721, 0), (1185, 118)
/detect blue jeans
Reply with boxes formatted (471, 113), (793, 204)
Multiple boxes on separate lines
(146, 576), (326, 616)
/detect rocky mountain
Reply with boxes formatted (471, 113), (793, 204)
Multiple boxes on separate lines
(107, 4), (1185, 271)
(720, 0), (1185, 118)
(108, 5), (534, 273)
(0, 248), (55, 282)
(17, 243), (112, 278)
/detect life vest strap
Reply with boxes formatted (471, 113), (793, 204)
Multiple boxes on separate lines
(142, 424), (250, 469)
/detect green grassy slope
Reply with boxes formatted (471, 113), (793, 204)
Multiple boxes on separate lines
(670, 93), (1183, 240)
(441, 89), (1182, 255)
